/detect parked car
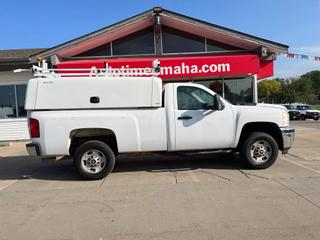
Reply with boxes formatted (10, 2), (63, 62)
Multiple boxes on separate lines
(283, 104), (301, 120)
(294, 104), (320, 120)
(25, 65), (295, 180)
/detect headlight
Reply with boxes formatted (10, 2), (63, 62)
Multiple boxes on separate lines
(281, 112), (289, 126)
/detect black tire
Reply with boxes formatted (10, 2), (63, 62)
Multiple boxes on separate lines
(240, 132), (278, 169)
(314, 116), (319, 121)
(300, 115), (306, 120)
(73, 140), (115, 180)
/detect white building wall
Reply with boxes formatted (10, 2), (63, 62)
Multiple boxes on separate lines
(0, 71), (32, 84)
(0, 71), (32, 141)
(0, 118), (29, 141)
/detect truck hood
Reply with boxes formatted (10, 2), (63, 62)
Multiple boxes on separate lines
(256, 103), (287, 111)
(304, 109), (320, 113)
(233, 103), (288, 113)
(229, 102), (289, 128)
(230, 103), (287, 112)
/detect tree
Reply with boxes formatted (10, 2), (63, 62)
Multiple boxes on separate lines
(258, 79), (282, 103)
(278, 78), (297, 103)
(258, 70), (320, 104)
(291, 76), (313, 103)
(303, 71), (320, 102)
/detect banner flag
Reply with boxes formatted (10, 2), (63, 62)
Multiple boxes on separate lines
(277, 52), (320, 61)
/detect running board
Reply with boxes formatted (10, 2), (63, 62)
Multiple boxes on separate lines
(177, 149), (233, 156)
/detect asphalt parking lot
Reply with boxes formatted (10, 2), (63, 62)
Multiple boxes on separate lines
(1, 121), (320, 240)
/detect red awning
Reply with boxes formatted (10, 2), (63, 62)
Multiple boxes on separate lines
(57, 54), (273, 79)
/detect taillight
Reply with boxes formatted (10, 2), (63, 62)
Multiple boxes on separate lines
(29, 118), (40, 138)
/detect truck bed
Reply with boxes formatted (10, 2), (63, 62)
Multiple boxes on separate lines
(30, 108), (167, 155)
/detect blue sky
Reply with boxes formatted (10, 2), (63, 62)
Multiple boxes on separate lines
(1, 0), (320, 78)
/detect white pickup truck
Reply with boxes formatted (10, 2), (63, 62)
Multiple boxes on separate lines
(25, 69), (294, 180)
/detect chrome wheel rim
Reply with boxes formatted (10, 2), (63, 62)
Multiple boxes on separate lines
(250, 140), (272, 163)
(81, 150), (106, 174)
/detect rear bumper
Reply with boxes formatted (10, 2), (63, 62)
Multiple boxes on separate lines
(26, 143), (41, 156)
(280, 127), (295, 154)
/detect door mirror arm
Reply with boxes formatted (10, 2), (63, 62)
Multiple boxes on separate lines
(214, 95), (225, 111)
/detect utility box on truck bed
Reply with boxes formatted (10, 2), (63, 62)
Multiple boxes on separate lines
(25, 77), (162, 110)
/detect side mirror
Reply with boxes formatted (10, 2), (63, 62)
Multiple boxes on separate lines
(214, 95), (225, 111)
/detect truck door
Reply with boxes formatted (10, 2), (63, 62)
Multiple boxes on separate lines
(174, 85), (234, 151)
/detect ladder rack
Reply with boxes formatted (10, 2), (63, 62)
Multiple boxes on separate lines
(14, 59), (161, 78)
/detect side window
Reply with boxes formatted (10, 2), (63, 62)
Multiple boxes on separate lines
(177, 86), (216, 110)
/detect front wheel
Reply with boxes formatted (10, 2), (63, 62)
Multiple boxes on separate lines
(300, 115), (306, 120)
(73, 140), (115, 180)
(240, 132), (278, 169)
(314, 116), (319, 121)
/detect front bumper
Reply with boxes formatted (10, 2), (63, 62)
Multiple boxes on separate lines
(306, 112), (319, 118)
(26, 143), (41, 156)
(280, 127), (295, 154)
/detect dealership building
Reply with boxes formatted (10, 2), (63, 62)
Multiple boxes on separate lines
(0, 7), (288, 141)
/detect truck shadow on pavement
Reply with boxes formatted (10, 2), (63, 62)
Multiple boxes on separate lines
(0, 153), (242, 181)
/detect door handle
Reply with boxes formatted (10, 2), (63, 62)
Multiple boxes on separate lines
(90, 96), (100, 103)
(178, 115), (192, 120)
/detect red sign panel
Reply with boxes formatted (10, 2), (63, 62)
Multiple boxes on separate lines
(57, 54), (273, 79)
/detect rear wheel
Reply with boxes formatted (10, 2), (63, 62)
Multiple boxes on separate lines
(240, 132), (278, 169)
(300, 115), (306, 120)
(73, 140), (115, 180)
(314, 116), (319, 121)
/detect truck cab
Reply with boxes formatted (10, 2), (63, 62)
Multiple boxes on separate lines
(164, 83), (234, 151)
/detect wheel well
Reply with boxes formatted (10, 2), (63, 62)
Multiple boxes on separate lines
(69, 128), (118, 156)
(237, 122), (283, 150)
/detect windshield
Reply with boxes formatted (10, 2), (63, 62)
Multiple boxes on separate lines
(300, 105), (315, 110)
(284, 105), (297, 110)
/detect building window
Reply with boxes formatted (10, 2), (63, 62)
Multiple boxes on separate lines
(112, 27), (155, 55)
(206, 39), (240, 52)
(196, 79), (223, 96)
(224, 77), (253, 104)
(162, 26), (205, 54)
(196, 77), (253, 104)
(17, 85), (27, 117)
(0, 85), (16, 118)
(74, 43), (111, 57)
(72, 26), (242, 58)
(0, 84), (27, 119)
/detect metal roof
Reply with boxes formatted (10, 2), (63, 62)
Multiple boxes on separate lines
(0, 48), (47, 62)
